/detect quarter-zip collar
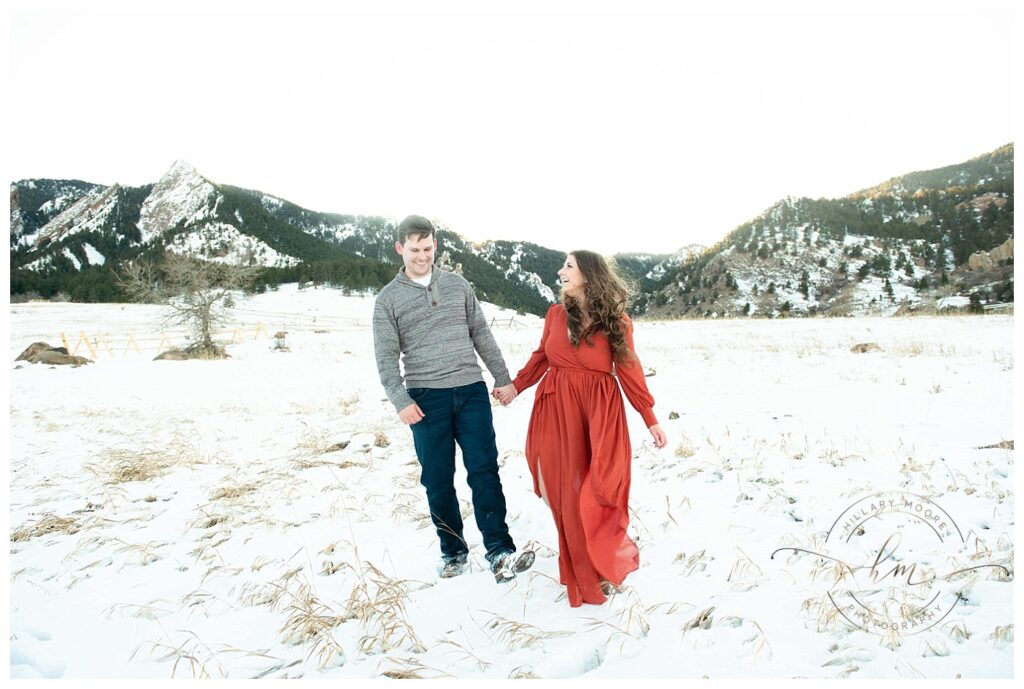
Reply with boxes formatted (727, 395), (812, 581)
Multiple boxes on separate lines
(396, 264), (439, 289)
(396, 265), (442, 308)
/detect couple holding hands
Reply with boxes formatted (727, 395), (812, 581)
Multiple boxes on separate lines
(373, 216), (666, 607)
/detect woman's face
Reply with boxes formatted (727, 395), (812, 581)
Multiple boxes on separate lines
(557, 254), (587, 297)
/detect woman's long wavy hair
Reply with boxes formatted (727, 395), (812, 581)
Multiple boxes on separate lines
(562, 250), (635, 366)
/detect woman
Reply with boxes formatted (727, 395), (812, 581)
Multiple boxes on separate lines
(494, 251), (667, 606)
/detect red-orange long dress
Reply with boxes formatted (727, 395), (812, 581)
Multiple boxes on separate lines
(512, 304), (658, 607)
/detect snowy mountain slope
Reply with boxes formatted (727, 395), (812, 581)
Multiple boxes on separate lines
(10, 178), (102, 248)
(642, 144), (1014, 318)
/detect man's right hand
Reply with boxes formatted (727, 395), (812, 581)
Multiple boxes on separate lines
(492, 384), (518, 406)
(398, 402), (425, 425)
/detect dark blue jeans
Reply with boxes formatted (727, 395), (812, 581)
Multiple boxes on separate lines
(407, 381), (515, 563)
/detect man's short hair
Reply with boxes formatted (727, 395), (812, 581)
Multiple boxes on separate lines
(398, 215), (435, 244)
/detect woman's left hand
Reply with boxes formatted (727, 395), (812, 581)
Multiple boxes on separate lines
(648, 424), (667, 449)
(492, 384), (518, 406)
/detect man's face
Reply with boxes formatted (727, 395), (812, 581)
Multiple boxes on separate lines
(396, 234), (436, 279)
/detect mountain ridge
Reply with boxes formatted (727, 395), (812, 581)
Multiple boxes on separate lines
(639, 143), (1012, 318)
(10, 144), (1013, 316)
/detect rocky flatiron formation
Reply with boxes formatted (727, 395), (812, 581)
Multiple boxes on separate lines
(137, 161), (218, 244)
(968, 237), (1013, 270)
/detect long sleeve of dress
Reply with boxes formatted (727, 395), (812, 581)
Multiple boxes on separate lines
(512, 305), (556, 393)
(615, 315), (659, 428)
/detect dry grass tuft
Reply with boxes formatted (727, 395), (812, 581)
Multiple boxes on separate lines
(11, 514), (81, 541)
(727, 548), (766, 591)
(521, 539), (558, 559)
(989, 624), (1014, 648)
(130, 631), (227, 678)
(942, 620), (971, 643)
(919, 637), (949, 657)
(111, 537), (166, 566)
(682, 606), (715, 634)
(434, 639), (492, 671)
(878, 617), (904, 650)
(239, 564), (304, 609)
(338, 393), (361, 416)
(85, 433), (206, 485)
(294, 423), (333, 455)
(104, 600), (175, 620)
(890, 341), (926, 357)
(347, 562), (427, 655)
(674, 434), (696, 458)
(200, 564), (243, 585)
(320, 560), (354, 576)
(391, 469), (422, 491)
(291, 456), (337, 470)
(647, 600), (695, 615)
(93, 449), (178, 484)
(674, 549), (710, 576)
(483, 611), (573, 650)
(190, 512), (230, 530)
(585, 587), (650, 642)
(240, 582), (287, 609)
(249, 556), (278, 573)
(209, 482), (260, 501)
(508, 664), (542, 678)
(133, 631), (284, 678)
(389, 497), (433, 530)
(799, 593), (846, 633)
(278, 581), (348, 669)
(747, 619), (773, 661)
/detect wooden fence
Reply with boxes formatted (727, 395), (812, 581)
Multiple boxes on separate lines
(58, 322), (275, 359)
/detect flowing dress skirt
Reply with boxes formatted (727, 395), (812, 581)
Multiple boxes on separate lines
(525, 366), (639, 607)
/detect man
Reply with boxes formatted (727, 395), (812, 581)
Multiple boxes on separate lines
(372, 215), (534, 583)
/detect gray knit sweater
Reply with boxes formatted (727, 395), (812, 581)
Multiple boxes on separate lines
(372, 267), (513, 412)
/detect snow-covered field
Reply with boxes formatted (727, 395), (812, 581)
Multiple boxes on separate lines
(8, 285), (1014, 678)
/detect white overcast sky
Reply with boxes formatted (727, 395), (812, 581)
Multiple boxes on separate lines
(7, 0), (1016, 255)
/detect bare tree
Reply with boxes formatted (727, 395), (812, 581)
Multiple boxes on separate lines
(119, 250), (262, 358)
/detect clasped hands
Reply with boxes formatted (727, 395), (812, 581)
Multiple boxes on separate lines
(492, 384), (518, 406)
